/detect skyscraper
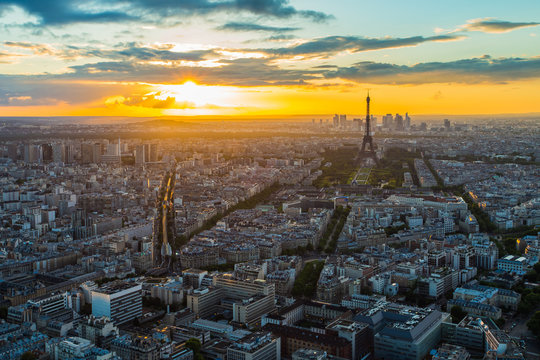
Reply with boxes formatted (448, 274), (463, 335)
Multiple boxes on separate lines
(395, 114), (404, 131)
(135, 145), (145, 165)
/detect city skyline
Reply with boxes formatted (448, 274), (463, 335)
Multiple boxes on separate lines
(1, 0), (540, 117)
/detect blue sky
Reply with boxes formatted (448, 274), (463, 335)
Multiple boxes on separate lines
(1, 0), (539, 116)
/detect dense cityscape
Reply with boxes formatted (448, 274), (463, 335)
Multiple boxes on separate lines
(1, 0), (540, 359)
(0, 108), (538, 360)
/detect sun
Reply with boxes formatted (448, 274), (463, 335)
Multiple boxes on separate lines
(156, 80), (238, 108)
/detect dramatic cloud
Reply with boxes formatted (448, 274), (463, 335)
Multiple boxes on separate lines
(463, 18), (540, 33)
(217, 22), (300, 33)
(0, 1), (133, 25)
(323, 55), (540, 84)
(259, 34), (464, 58)
(2, 53), (540, 109)
(65, 57), (317, 86)
(0, 0), (331, 26)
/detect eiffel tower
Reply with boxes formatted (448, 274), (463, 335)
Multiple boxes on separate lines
(359, 91), (378, 164)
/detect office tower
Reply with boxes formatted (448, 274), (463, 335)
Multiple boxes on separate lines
(41, 143), (53, 162)
(149, 143), (158, 162)
(135, 144), (145, 165)
(405, 113), (411, 129)
(339, 114), (347, 127)
(7, 144), (18, 161)
(52, 144), (65, 163)
(106, 144), (119, 156)
(394, 113), (404, 130)
(81, 143), (94, 164)
(24, 144), (42, 164)
(91, 282), (142, 325)
(383, 114), (393, 128)
(93, 143), (102, 163)
(64, 144), (74, 163)
(332, 114), (339, 127)
(444, 119), (451, 130)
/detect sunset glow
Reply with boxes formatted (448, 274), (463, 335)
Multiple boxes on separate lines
(1, 1), (539, 117)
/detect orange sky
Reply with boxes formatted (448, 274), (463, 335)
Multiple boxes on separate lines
(1, 1), (540, 117)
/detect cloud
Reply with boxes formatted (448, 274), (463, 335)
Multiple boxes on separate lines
(258, 34), (464, 58)
(0, 0), (331, 26)
(323, 55), (540, 84)
(217, 22), (300, 33)
(462, 18), (540, 33)
(65, 57), (318, 86)
(61, 42), (217, 62)
(4, 41), (54, 55)
(263, 34), (296, 42)
(0, 1), (133, 25)
(106, 93), (185, 109)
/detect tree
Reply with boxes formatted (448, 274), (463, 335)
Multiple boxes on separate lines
(185, 338), (201, 353)
(0, 307), (7, 320)
(185, 338), (204, 360)
(527, 311), (540, 341)
(450, 305), (467, 324)
(21, 352), (36, 360)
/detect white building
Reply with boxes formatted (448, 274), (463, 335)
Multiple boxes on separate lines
(92, 282), (142, 325)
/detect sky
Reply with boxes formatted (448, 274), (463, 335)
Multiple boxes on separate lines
(1, 0), (540, 118)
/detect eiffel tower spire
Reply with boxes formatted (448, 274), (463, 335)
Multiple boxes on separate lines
(359, 91), (378, 164)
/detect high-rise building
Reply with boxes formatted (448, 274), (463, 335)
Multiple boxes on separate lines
(91, 282), (142, 325)
(81, 143), (94, 164)
(149, 143), (158, 162)
(135, 144), (146, 165)
(41, 143), (53, 162)
(106, 143), (119, 156)
(444, 119), (451, 130)
(339, 114), (347, 128)
(64, 144), (74, 163)
(332, 114), (339, 128)
(93, 143), (102, 163)
(394, 113), (404, 130)
(7, 144), (18, 161)
(52, 143), (65, 163)
(24, 144), (42, 164)
(383, 114), (393, 128)
(405, 113), (411, 129)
